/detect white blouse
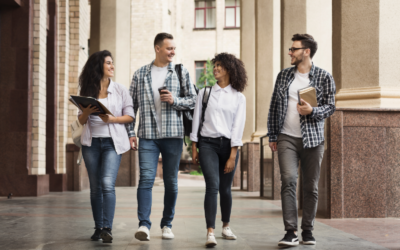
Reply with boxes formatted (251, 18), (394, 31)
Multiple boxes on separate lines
(190, 84), (246, 147)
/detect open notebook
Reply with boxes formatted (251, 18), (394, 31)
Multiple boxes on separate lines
(69, 95), (114, 116)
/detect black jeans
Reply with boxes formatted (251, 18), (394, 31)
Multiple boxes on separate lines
(198, 137), (239, 229)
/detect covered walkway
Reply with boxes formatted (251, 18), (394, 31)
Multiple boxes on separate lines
(0, 181), (398, 250)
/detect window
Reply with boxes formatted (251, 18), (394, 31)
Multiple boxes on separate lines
(225, 0), (240, 28)
(195, 61), (207, 84)
(195, 0), (216, 28)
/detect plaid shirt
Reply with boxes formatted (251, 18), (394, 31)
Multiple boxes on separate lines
(126, 61), (197, 139)
(267, 64), (336, 148)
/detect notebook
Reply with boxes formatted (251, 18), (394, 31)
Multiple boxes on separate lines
(297, 86), (318, 107)
(69, 95), (114, 116)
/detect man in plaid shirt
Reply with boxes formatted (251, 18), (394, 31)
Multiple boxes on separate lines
(126, 33), (197, 241)
(267, 34), (336, 247)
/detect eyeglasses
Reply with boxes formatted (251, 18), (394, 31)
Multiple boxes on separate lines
(288, 47), (307, 52)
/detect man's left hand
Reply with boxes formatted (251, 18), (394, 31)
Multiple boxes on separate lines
(297, 99), (313, 115)
(160, 89), (174, 105)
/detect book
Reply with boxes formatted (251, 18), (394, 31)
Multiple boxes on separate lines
(69, 95), (114, 116)
(297, 86), (318, 107)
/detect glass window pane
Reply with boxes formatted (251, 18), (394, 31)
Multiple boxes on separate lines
(225, 0), (236, 7)
(236, 7), (240, 27)
(206, 8), (216, 28)
(196, 62), (205, 68)
(225, 8), (235, 27)
(196, 68), (205, 84)
(195, 1), (205, 8)
(206, 0), (216, 7)
(195, 9), (205, 28)
(237, 0), (240, 6)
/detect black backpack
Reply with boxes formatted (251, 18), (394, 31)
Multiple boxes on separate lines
(175, 64), (199, 138)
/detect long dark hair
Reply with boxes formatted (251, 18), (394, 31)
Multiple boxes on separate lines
(79, 50), (113, 98)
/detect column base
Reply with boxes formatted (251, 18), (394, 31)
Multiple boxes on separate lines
(336, 86), (400, 108)
(0, 174), (49, 197)
(251, 130), (268, 142)
(49, 173), (67, 192)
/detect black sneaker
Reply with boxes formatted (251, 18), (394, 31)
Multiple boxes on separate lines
(91, 228), (102, 241)
(100, 228), (113, 243)
(302, 230), (316, 245)
(278, 230), (299, 246)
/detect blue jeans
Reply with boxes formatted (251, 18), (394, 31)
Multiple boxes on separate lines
(137, 138), (183, 229)
(82, 138), (122, 229)
(198, 137), (238, 229)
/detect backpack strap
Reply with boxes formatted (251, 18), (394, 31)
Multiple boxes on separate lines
(197, 86), (212, 140)
(175, 64), (184, 97)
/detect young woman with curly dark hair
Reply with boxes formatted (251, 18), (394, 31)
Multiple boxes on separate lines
(190, 52), (247, 247)
(78, 50), (134, 243)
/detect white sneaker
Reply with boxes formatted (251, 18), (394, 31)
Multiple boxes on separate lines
(205, 233), (217, 247)
(161, 226), (174, 239)
(222, 227), (237, 240)
(135, 226), (150, 241)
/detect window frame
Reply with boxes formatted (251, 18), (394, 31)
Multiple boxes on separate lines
(225, 0), (240, 28)
(194, 0), (216, 29)
(195, 61), (207, 85)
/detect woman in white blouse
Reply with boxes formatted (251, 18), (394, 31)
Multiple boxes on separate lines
(191, 53), (247, 247)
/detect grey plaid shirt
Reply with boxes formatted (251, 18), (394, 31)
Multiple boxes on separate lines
(267, 64), (336, 148)
(126, 61), (197, 139)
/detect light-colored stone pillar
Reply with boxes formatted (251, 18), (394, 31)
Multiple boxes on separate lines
(240, 0), (256, 142)
(57, 0), (70, 174)
(251, 0), (281, 142)
(90, 0), (132, 88)
(31, 0), (48, 175)
(333, 0), (400, 108)
(68, 0), (90, 142)
(281, 0), (332, 71)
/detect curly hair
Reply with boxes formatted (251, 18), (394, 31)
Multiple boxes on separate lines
(211, 53), (247, 92)
(79, 50), (113, 98)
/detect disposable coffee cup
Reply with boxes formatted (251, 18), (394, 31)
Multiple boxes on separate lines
(158, 86), (167, 95)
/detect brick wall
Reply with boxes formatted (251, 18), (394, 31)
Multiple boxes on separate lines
(57, 0), (70, 174)
(68, 0), (89, 141)
(31, 0), (48, 175)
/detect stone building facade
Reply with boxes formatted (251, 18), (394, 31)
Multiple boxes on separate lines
(0, 0), (240, 196)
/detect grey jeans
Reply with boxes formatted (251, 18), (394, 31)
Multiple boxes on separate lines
(277, 133), (324, 231)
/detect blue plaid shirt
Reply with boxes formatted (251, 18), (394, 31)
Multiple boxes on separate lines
(126, 61), (197, 139)
(267, 64), (336, 148)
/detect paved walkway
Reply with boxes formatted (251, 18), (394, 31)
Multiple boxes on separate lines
(0, 180), (399, 250)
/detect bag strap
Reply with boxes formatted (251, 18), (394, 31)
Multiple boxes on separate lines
(197, 86), (212, 140)
(175, 64), (184, 97)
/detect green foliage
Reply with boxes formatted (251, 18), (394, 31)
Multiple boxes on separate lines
(184, 60), (217, 174)
(190, 170), (203, 176)
(196, 60), (217, 89)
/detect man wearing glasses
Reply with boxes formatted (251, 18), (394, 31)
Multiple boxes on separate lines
(267, 34), (336, 247)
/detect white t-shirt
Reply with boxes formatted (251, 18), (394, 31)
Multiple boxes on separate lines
(90, 97), (111, 138)
(151, 64), (169, 134)
(280, 70), (310, 138)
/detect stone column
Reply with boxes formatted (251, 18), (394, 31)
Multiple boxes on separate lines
(57, 0), (70, 175)
(31, 0), (48, 175)
(333, 0), (400, 108)
(90, 0), (131, 88)
(251, 0), (281, 142)
(281, 0), (332, 71)
(240, 0), (256, 142)
(68, 0), (90, 141)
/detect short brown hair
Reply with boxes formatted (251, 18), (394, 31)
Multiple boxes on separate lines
(154, 33), (174, 48)
(291, 33), (318, 58)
